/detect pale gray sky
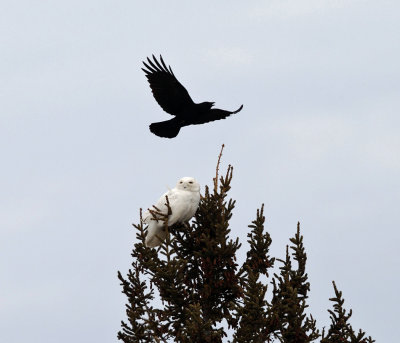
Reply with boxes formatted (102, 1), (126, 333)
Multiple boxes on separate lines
(1, 1), (399, 342)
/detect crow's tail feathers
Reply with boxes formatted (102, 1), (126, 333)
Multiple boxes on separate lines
(149, 118), (181, 138)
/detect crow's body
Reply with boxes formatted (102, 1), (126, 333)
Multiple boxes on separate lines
(142, 55), (243, 138)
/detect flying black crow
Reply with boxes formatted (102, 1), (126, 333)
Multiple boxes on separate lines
(142, 55), (243, 138)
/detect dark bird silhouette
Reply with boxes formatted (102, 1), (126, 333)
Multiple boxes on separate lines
(142, 55), (243, 138)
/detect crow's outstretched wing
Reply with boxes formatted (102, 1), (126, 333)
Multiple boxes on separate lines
(142, 55), (193, 115)
(191, 105), (243, 125)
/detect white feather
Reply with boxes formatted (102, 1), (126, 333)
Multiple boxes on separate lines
(143, 177), (200, 247)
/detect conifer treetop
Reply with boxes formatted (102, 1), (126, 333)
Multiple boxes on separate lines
(118, 146), (374, 343)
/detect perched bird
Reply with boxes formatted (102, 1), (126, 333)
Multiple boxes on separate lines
(143, 177), (201, 247)
(142, 55), (243, 138)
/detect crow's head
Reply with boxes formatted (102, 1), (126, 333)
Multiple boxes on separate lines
(199, 101), (215, 110)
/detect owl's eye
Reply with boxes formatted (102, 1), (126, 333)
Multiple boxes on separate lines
(189, 181), (193, 184)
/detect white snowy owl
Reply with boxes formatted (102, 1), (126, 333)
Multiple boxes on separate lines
(143, 177), (200, 247)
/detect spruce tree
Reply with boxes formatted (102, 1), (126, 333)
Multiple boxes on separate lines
(321, 282), (374, 343)
(118, 147), (374, 343)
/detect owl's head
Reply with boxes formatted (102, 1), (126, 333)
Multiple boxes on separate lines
(176, 177), (200, 192)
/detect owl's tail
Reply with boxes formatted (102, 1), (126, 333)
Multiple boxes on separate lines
(149, 118), (181, 138)
(145, 222), (167, 247)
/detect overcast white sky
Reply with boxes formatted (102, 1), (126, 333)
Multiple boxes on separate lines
(1, 1), (399, 342)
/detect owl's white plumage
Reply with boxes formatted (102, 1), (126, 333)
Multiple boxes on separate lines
(143, 177), (200, 247)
